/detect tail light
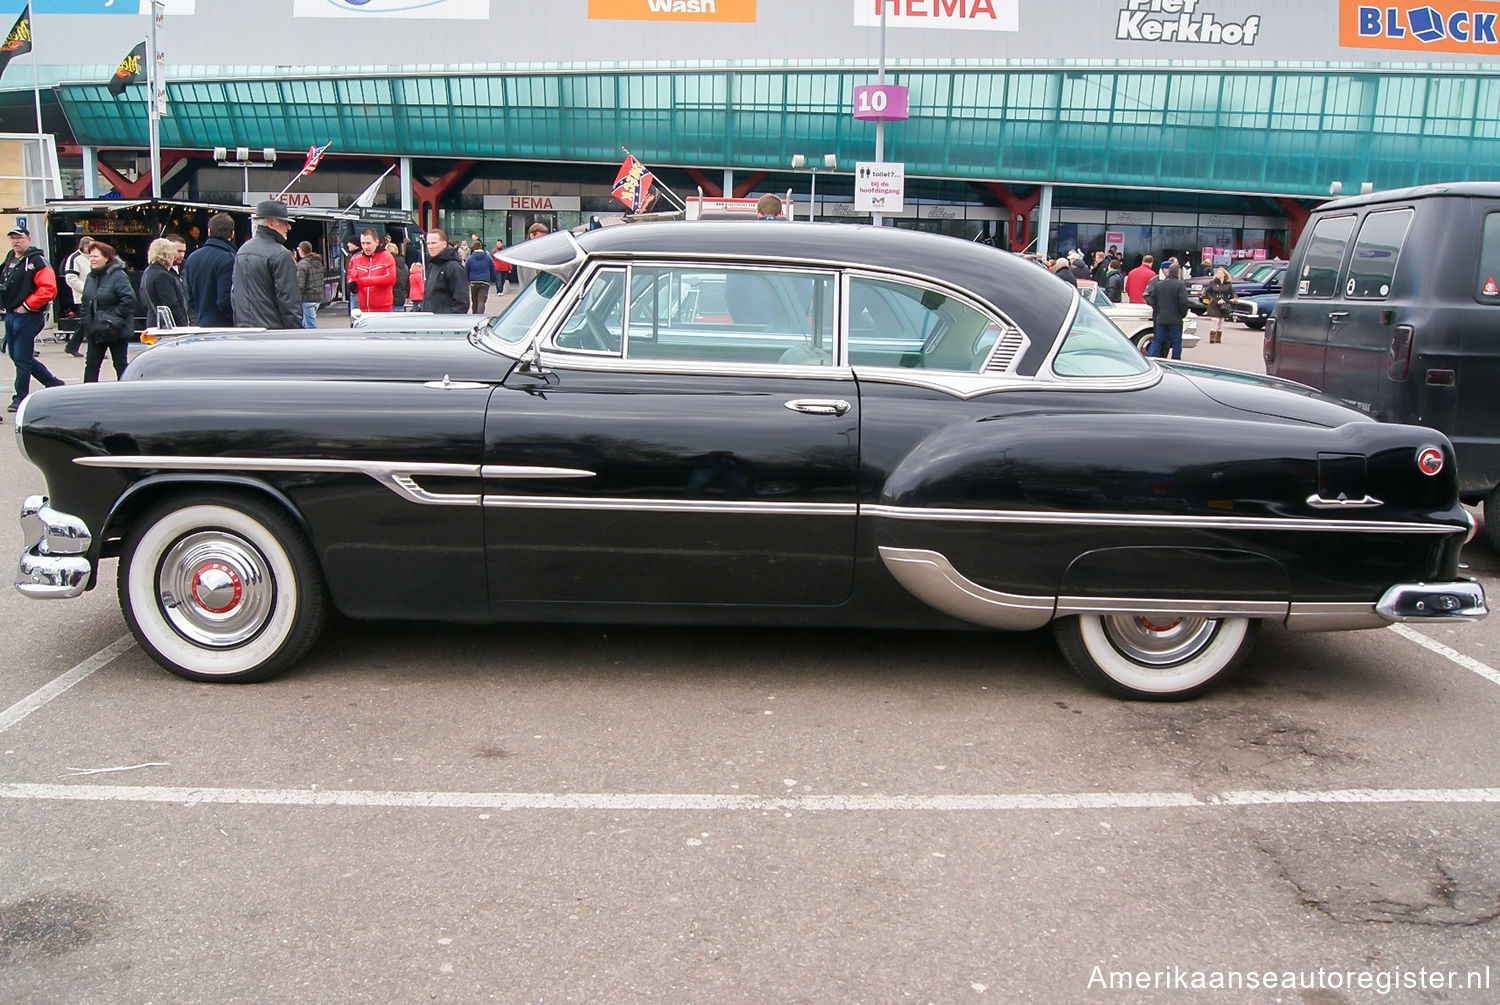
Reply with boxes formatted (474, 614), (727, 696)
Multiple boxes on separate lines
(1262, 316), (1277, 366)
(1388, 324), (1415, 380)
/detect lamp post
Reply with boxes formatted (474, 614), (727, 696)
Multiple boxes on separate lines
(791, 153), (837, 222)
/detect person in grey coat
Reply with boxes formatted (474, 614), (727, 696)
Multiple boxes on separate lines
(1143, 264), (1192, 360)
(232, 200), (301, 329)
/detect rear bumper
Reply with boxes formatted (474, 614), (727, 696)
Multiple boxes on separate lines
(1376, 580), (1487, 622)
(14, 496), (93, 599)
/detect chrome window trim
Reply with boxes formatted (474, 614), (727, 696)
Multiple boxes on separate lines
(848, 367), (1161, 399)
(533, 355), (857, 382)
(1031, 293), (1162, 387)
(544, 263), (628, 359)
(863, 503), (1460, 535)
(841, 268), (1031, 376)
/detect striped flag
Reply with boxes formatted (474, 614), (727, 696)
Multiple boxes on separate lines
(300, 142), (331, 177)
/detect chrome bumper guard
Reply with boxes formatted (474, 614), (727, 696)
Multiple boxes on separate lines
(1376, 580), (1487, 622)
(15, 495), (93, 599)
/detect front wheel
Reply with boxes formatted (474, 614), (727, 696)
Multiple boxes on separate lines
(119, 494), (328, 683)
(1053, 614), (1258, 700)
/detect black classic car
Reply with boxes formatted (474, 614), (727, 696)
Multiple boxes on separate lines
(13, 222), (1487, 699)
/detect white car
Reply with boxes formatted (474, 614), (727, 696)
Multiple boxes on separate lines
(1079, 284), (1200, 353)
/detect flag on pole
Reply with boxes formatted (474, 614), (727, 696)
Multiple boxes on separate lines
(108, 41), (146, 97)
(350, 166), (395, 211)
(0, 5), (32, 83)
(299, 142), (331, 177)
(611, 154), (655, 214)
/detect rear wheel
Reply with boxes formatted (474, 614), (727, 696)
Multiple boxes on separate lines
(119, 494), (327, 683)
(1244, 317), (1266, 330)
(1133, 330), (1154, 354)
(1054, 614), (1258, 700)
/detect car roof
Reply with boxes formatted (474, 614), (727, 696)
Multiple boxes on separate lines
(512, 220), (1078, 352)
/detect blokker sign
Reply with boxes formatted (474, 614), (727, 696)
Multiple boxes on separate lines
(1116, 0), (1262, 45)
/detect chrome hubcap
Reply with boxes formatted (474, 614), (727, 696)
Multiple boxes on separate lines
(157, 531), (275, 648)
(1101, 614), (1218, 667)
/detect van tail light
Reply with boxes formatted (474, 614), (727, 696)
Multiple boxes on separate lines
(1262, 316), (1277, 366)
(1387, 324), (1415, 380)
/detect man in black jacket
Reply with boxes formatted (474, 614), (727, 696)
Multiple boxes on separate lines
(1143, 264), (1192, 360)
(423, 228), (469, 314)
(183, 213), (237, 327)
(232, 200), (300, 329)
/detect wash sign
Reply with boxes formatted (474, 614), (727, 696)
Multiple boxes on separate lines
(1340, 0), (1500, 52)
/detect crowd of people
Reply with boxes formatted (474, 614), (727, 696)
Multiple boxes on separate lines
(1, 200), (547, 413)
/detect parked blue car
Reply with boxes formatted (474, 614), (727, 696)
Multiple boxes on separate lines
(1228, 265), (1287, 329)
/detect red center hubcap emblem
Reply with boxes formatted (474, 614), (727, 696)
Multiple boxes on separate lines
(191, 562), (243, 614)
(1417, 447), (1444, 476)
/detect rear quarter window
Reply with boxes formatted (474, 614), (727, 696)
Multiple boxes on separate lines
(1295, 215), (1356, 299)
(1480, 212), (1500, 304)
(1347, 208), (1413, 300)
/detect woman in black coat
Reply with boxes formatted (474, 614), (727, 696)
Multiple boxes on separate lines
(79, 241), (137, 383)
(1201, 266), (1238, 344)
(139, 237), (191, 329)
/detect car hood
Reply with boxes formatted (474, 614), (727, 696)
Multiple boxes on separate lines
(1167, 362), (1373, 426)
(125, 329), (516, 384)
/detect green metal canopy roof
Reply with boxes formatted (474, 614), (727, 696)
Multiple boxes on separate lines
(51, 64), (1500, 199)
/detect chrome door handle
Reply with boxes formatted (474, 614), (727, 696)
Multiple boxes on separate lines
(784, 398), (851, 416)
(1306, 493), (1383, 509)
(1327, 311), (1349, 322)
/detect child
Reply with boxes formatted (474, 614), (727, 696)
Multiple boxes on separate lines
(406, 262), (424, 311)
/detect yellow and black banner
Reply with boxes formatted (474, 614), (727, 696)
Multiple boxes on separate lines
(108, 40), (146, 97)
(0, 5), (32, 83)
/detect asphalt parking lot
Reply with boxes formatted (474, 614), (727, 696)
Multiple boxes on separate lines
(3, 324), (1497, 1003)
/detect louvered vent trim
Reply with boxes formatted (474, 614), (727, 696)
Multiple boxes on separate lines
(984, 329), (1027, 374)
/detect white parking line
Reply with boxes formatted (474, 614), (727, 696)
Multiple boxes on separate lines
(1, 783), (1497, 813)
(0, 635), (137, 734)
(1389, 624), (1500, 688)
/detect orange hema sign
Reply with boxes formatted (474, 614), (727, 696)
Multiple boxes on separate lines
(588, 0), (756, 21)
(1339, 0), (1500, 53)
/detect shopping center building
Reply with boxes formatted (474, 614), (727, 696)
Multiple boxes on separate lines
(1, 0), (1497, 262)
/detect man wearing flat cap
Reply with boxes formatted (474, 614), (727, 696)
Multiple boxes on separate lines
(231, 199), (301, 329)
(2, 224), (64, 413)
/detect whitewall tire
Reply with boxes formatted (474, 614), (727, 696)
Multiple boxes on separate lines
(119, 495), (327, 683)
(1054, 614), (1258, 700)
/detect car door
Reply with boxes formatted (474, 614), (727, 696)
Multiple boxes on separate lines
(482, 261), (858, 608)
(1272, 214), (1357, 393)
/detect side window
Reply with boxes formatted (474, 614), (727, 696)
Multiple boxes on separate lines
(1346, 208), (1413, 300)
(847, 277), (1006, 372)
(625, 266), (836, 367)
(1295, 215), (1356, 299)
(553, 267), (625, 354)
(1479, 212), (1500, 304)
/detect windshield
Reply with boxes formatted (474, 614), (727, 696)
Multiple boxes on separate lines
(477, 273), (564, 351)
(1052, 296), (1153, 378)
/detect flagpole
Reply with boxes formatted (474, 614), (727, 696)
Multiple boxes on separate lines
(143, 32), (160, 199)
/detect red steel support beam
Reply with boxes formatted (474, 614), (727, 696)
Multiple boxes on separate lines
(982, 183), (1042, 252)
(95, 152), (187, 200)
(411, 159), (477, 233)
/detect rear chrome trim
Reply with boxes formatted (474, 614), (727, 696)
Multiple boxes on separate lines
(864, 503), (1458, 535)
(1057, 596), (1287, 618)
(1376, 581), (1487, 622)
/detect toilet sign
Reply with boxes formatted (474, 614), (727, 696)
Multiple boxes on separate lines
(855, 161), (905, 213)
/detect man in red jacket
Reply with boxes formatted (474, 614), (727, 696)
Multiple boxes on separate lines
(1124, 254), (1156, 305)
(4, 224), (63, 413)
(346, 228), (396, 313)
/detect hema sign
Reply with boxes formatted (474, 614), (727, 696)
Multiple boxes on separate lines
(853, 0), (1019, 31)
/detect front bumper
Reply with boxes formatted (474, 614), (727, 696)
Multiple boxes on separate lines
(14, 496), (93, 599)
(1377, 580), (1487, 622)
